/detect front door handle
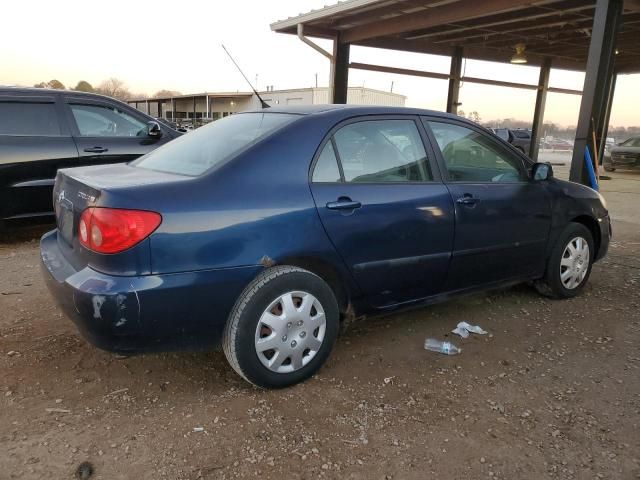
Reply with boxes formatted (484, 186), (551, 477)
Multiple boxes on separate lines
(456, 195), (480, 206)
(326, 197), (362, 211)
(84, 147), (108, 153)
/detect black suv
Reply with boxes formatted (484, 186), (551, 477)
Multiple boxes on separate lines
(0, 88), (181, 227)
(493, 128), (532, 156)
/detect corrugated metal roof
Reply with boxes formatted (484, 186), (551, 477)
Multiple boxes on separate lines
(271, 0), (389, 32)
(271, 0), (640, 73)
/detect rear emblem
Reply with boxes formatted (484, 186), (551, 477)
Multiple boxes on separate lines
(78, 191), (96, 202)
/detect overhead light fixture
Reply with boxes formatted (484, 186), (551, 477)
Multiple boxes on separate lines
(510, 43), (528, 64)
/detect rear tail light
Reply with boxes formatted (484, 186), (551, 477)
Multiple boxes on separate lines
(78, 208), (161, 254)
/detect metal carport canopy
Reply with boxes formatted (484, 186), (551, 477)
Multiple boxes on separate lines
(271, 0), (640, 73)
(271, 0), (640, 185)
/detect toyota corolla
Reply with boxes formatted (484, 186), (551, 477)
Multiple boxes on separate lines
(40, 106), (610, 388)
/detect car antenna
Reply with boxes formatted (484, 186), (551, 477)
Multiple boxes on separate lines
(221, 44), (270, 109)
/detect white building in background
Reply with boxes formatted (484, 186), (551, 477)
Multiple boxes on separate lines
(127, 87), (406, 123)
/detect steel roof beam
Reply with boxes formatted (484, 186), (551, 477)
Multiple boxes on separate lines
(342, 0), (571, 43)
(407, 2), (595, 41)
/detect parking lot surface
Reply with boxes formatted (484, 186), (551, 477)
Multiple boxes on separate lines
(1, 171), (639, 479)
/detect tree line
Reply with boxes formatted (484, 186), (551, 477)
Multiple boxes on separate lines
(32, 78), (181, 102)
(483, 116), (640, 141)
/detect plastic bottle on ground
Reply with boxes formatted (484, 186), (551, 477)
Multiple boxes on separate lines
(424, 338), (461, 355)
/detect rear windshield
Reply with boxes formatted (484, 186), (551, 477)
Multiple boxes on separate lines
(133, 112), (299, 176)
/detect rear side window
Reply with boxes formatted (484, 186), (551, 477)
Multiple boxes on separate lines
(312, 141), (341, 182)
(70, 104), (147, 137)
(0, 102), (60, 136)
(134, 112), (299, 176)
(332, 119), (432, 183)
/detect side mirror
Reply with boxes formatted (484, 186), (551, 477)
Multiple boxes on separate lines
(147, 121), (163, 138)
(532, 162), (553, 181)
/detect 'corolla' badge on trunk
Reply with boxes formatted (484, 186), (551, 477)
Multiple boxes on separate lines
(78, 191), (96, 202)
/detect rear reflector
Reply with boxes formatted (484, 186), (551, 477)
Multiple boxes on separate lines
(78, 208), (161, 254)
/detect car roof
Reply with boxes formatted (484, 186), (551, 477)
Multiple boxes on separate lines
(246, 104), (463, 121)
(0, 86), (121, 103)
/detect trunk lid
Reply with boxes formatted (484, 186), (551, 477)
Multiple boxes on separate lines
(53, 163), (190, 274)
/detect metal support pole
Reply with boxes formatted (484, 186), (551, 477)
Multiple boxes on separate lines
(598, 71), (617, 163)
(570, 0), (622, 185)
(205, 94), (209, 120)
(192, 97), (196, 122)
(446, 46), (463, 114)
(530, 57), (552, 161)
(332, 34), (350, 104)
(171, 98), (176, 120)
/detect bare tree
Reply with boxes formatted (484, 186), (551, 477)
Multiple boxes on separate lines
(152, 89), (181, 98)
(468, 111), (482, 124)
(96, 78), (131, 101)
(130, 92), (149, 100)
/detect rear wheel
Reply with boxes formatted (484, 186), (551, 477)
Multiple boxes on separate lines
(604, 165), (615, 172)
(535, 223), (594, 299)
(223, 266), (339, 388)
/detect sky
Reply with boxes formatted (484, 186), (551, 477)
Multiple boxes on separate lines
(1, 0), (638, 128)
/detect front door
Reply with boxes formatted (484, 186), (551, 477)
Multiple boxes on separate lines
(63, 96), (168, 167)
(423, 118), (552, 291)
(309, 116), (454, 307)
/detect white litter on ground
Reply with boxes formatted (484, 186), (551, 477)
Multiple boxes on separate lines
(451, 321), (488, 338)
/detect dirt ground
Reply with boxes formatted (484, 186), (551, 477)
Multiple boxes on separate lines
(1, 172), (639, 480)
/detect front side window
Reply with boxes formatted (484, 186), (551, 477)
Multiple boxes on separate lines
(332, 119), (432, 183)
(426, 121), (526, 183)
(70, 104), (147, 137)
(0, 102), (60, 136)
(134, 112), (299, 176)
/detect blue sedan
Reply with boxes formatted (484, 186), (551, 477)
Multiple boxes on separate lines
(40, 105), (611, 388)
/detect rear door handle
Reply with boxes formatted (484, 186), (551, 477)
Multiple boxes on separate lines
(456, 195), (480, 206)
(326, 198), (362, 210)
(83, 147), (108, 153)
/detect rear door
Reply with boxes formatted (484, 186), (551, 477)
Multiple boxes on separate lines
(63, 96), (170, 167)
(0, 94), (78, 220)
(422, 117), (552, 291)
(309, 116), (454, 308)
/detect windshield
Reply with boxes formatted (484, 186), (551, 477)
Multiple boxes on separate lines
(620, 137), (640, 147)
(133, 112), (299, 176)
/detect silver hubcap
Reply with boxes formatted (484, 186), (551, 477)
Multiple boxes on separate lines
(560, 236), (590, 290)
(255, 291), (326, 373)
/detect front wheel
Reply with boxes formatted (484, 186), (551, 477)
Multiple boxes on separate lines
(223, 266), (339, 388)
(535, 223), (594, 299)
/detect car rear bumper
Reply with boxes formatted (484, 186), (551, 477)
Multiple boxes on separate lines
(40, 230), (261, 354)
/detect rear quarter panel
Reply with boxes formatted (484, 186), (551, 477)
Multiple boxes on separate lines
(124, 114), (361, 297)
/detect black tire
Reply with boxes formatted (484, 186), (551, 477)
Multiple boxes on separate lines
(535, 222), (594, 299)
(604, 165), (615, 172)
(222, 266), (339, 388)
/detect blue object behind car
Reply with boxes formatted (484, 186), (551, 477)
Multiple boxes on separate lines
(40, 105), (610, 388)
